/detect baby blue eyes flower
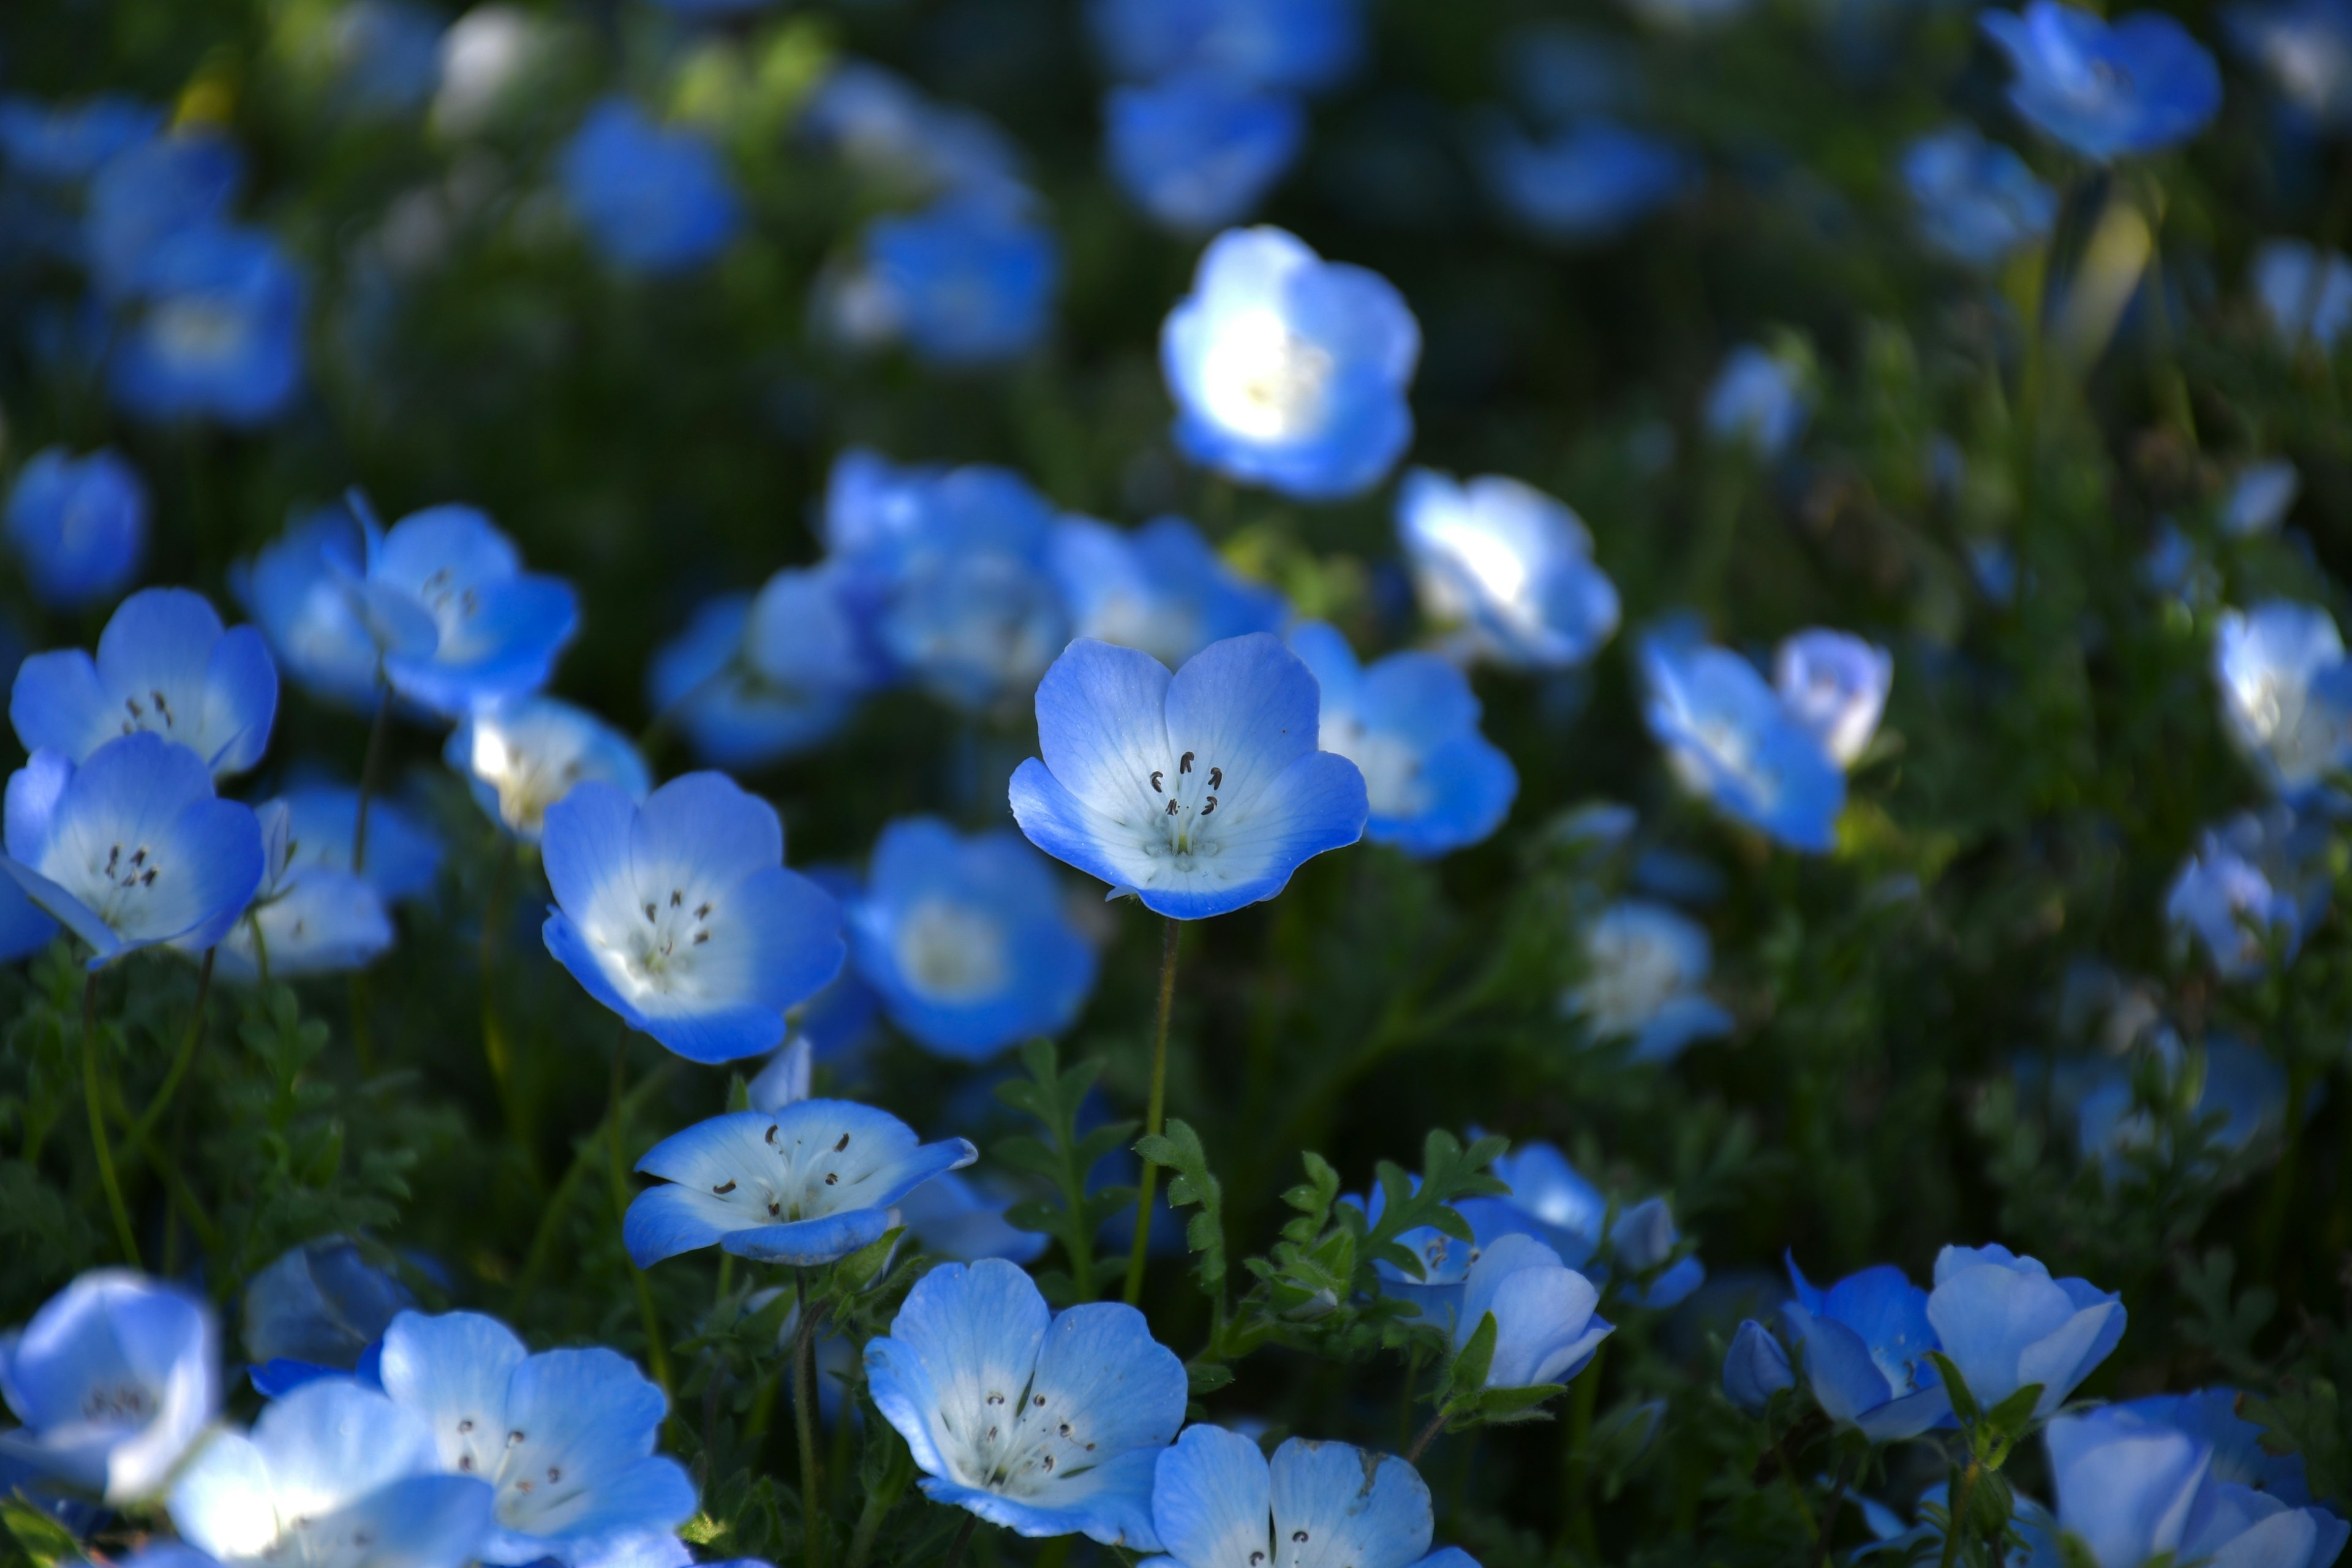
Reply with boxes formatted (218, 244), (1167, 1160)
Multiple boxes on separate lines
(84, 131), (243, 296)
(214, 799), (394, 982)
(274, 784), (442, 903)
(1477, 118), (1692, 244)
(2227, 0), (2352, 127)
(110, 225), (306, 427)
(2166, 807), (2329, 979)
(2226, 459), (2301, 538)
(376, 1310), (695, 1566)
(1926, 1243), (2124, 1419)
(1050, 514), (1289, 670)
(1704, 345), (1809, 459)
(1090, 0), (1366, 93)
(849, 816), (1098, 1061)
(0, 1269), (218, 1502)
(1482, 1139), (1703, 1307)
(1161, 226), (1421, 503)
(1146, 1427), (1478, 1568)
(1009, 634), (1369, 920)
(2114, 1388), (2318, 1502)
(647, 573), (869, 770)
(168, 1378), (494, 1568)
(243, 1236), (413, 1395)
(1773, 628), (1892, 769)
(865, 1258), (1186, 1549)
(4, 731), (265, 967)
(1564, 899), (1732, 1063)
(1394, 470), (1621, 671)
(448, 696), (651, 842)
(541, 773), (846, 1064)
(896, 1170), (1051, 1264)
(0, 95), (162, 183)
(1980, 2), (2223, 162)
(2045, 1406), (2213, 1568)
(559, 100), (741, 277)
(1106, 74), (1306, 233)
(2072, 1036), (2289, 1174)
(1781, 1256), (1951, 1440)
(1639, 631), (1845, 853)
(4, 447), (149, 610)
(1287, 622), (1517, 858)
(12, 587), (278, 778)
(801, 61), (1027, 204)
(1901, 124), (2059, 268)
(2213, 601), (2352, 794)
(624, 1101), (976, 1267)
(1722, 1319), (1794, 1414)
(1456, 1234), (1612, 1390)
(2254, 239), (2352, 350)
(850, 197), (1061, 368)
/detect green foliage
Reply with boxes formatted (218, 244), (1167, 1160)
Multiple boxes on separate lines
(994, 1037), (1133, 1305)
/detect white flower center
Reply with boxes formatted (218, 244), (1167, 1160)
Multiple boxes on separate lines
(1319, 716), (1428, 820)
(940, 1378), (1100, 1501)
(1129, 748), (1240, 869)
(69, 839), (175, 932)
(1578, 925), (1685, 1034)
(894, 897), (1010, 1003)
(151, 298), (250, 367)
(592, 881), (725, 1000)
(470, 726), (584, 835)
(1197, 309), (1333, 442)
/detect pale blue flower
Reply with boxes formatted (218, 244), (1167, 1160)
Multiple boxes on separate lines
(1477, 117), (1692, 244)
(1638, 630), (1844, 851)
(448, 696), (651, 842)
(1703, 345), (1809, 458)
(799, 62), (1026, 203)
(274, 783), (442, 902)
(851, 197), (1059, 367)
(1722, 1319), (1793, 1414)
(1142, 1427), (1479, 1568)
(559, 100), (740, 276)
(646, 569), (871, 771)
(1089, 0), (1365, 92)
(1901, 124), (2057, 268)
(1107, 74), (1305, 233)
(0, 1269), (217, 1502)
(2213, 601), (2352, 794)
(896, 1171), (1050, 1264)
(2225, 461), (2302, 538)
(2166, 807), (2330, 979)
(1479, 1139), (1705, 1308)
(1050, 514), (1289, 669)
(1774, 628), (1892, 768)
(243, 1236), (413, 1395)
(1394, 470), (1620, 671)
(865, 1259), (1185, 1548)
(2046, 1405), (2212, 1568)
(109, 226), (305, 427)
(214, 799), (394, 982)
(1926, 1243), (2124, 1419)
(0, 96), (162, 183)
(1782, 1256), (1951, 1440)
(1455, 1234), (1611, 1390)
(2179, 1475), (2350, 1568)
(84, 131), (241, 296)
(12, 587), (277, 778)
(2111, 1389), (2315, 1502)
(1161, 226), (1420, 502)
(2226, 0), (2352, 127)
(1981, 2), (2223, 160)
(2254, 240), (2352, 350)
(1564, 899), (1733, 1063)
(4, 447), (148, 610)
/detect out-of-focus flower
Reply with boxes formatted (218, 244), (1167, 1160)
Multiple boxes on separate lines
(447, 696), (650, 841)
(275, 784), (442, 902)
(84, 131), (242, 296)
(559, 100), (741, 276)
(1773, 628), (1892, 769)
(1901, 124), (2057, 268)
(432, 5), (549, 138)
(1161, 225), (1420, 502)
(216, 798), (394, 982)
(839, 197), (1060, 368)
(243, 1236), (413, 1394)
(1980, 2), (2223, 160)
(2111, 1389), (2318, 1502)
(108, 225), (305, 427)
(2072, 1035), (2291, 1172)
(1781, 1256), (1951, 1440)
(1703, 344), (1809, 458)
(2045, 1406), (2212, 1568)
(0, 96), (162, 183)
(2225, 459), (2302, 537)
(1089, 0), (1365, 92)
(319, 1), (448, 115)
(1563, 898), (1733, 1063)
(1479, 1139), (1705, 1308)
(1638, 630), (1845, 852)
(4, 446), (148, 610)
(0, 1270), (217, 1502)
(1455, 1234), (1611, 1390)
(1926, 1243), (2123, 1419)
(895, 1170), (1050, 1264)
(647, 568), (872, 771)
(1050, 514), (1287, 669)
(800, 61), (1026, 203)
(1106, 73), (1305, 233)
(1395, 470), (1620, 671)
(2253, 239), (2352, 350)
(2225, 0), (2352, 129)
(1722, 1319), (1794, 1413)
(2166, 806), (2330, 979)
(1614, 0), (1755, 32)
(2212, 600), (2352, 795)
(1476, 117), (1692, 244)
(12, 587), (277, 778)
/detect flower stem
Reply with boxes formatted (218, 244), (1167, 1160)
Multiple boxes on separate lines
(845, 1441), (913, 1568)
(606, 1024), (671, 1397)
(1407, 1407), (1448, 1466)
(126, 948), (213, 1161)
(352, 685), (394, 874)
(1816, 1453), (1852, 1568)
(480, 848), (532, 1170)
(1123, 916), (1182, 1306)
(513, 1059), (677, 1305)
(81, 971), (140, 1267)
(794, 1268), (825, 1568)
(1561, 1342), (1607, 1556)
(1940, 1460), (1980, 1568)
(940, 1513), (978, 1568)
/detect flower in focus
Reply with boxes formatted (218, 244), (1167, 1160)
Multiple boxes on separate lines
(1089, 0), (1365, 92)
(1106, 73), (1305, 233)
(1008, 634), (1368, 919)
(1781, 1256), (1951, 1439)
(1145, 1427), (1480, 1568)
(0, 1269), (217, 1502)
(213, 797), (394, 981)
(2212, 600), (2352, 795)
(1980, 2), (2222, 161)
(1640, 630), (1845, 851)
(1901, 124), (2057, 268)
(242, 1236), (414, 1396)
(448, 696), (651, 841)
(840, 197), (1060, 368)
(865, 1258), (1185, 1548)
(541, 773), (845, 1063)
(1703, 344), (1809, 459)
(1476, 117), (1692, 244)
(3, 446), (148, 610)
(1161, 225), (1420, 502)
(1563, 899), (1733, 1063)
(646, 570), (873, 771)
(12, 587), (277, 778)
(1050, 514), (1289, 669)
(109, 226), (306, 426)
(1395, 470), (1620, 671)
(1773, 628), (1892, 769)
(2165, 807), (2329, 979)
(559, 99), (741, 277)
(1926, 1243), (2124, 1419)
(1722, 1319), (1793, 1414)
(2253, 239), (2352, 351)
(2225, 0), (2352, 127)
(1455, 1234), (1612, 1391)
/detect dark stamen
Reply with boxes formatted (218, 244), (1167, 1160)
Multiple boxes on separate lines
(1179, 751), (1194, 773)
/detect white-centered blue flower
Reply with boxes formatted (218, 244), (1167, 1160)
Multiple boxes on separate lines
(1049, 515), (1289, 671)
(2166, 807), (2329, 980)
(624, 1101), (976, 1267)
(212, 799), (394, 982)
(1638, 629), (1845, 853)
(1773, 628), (1892, 769)
(447, 696), (651, 842)
(1141, 1427), (1479, 1568)
(2213, 601), (2352, 795)
(3, 731), (265, 967)
(541, 774), (845, 1064)
(1981, 1), (2223, 162)
(1105, 72), (1306, 233)
(0, 1269), (217, 1502)
(1564, 899), (1732, 1064)
(12, 587), (279, 778)
(1008, 634), (1369, 919)
(1703, 345), (1809, 459)
(1455, 1234), (1611, 1392)
(1394, 469), (1620, 671)
(375, 1310), (695, 1567)
(1925, 1243), (2124, 1419)
(3, 446), (148, 611)
(646, 570), (873, 771)
(272, 784), (442, 903)
(1161, 226), (1420, 502)
(865, 1259), (1186, 1549)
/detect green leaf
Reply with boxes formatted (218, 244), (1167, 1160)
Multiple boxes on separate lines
(990, 1038), (1120, 1303)
(1474, 1382), (1569, 1422)
(834, 1225), (905, 1295)
(1982, 1382), (2045, 1446)
(1136, 1117), (1227, 1303)
(1187, 1361), (1235, 1395)
(1, 1493), (83, 1568)
(1927, 1351), (1981, 1427)
(1449, 1311), (1499, 1402)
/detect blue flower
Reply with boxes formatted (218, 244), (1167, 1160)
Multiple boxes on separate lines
(319, 1), (448, 115)
(1455, 1234), (1611, 1390)
(0, 96), (162, 183)
(1781, 1256), (1951, 1440)
(849, 816), (1098, 1060)
(2166, 807), (2330, 979)
(800, 62), (1026, 203)
(0, 1269), (218, 1501)
(897, 1171), (1051, 1264)
(1394, 470), (1620, 671)
(3, 731), (264, 967)
(2113, 1389), (2318, 1502)
(1476, 117), (1692, 244)
(4, 447), (148, 610)
(646, 571), (870, 770)
(1638, 630), (1845, 852)
(2226, 0), (2352, 127)
(448, 697), (651, 842)
(1773, 628), (1892, 769)
(865, 1258), (1185, 1548)
(2254, 239), (2352, 350)
(214, 799), (395, 982)
(854, 197), (1060, 367)
(12, 587), (277, 777)
(2226, 460), (2302, 538)
(1481, 1139), (1705, 1308)
(2045, 1406), (2213, 1568)
(110, 225), (306, 426)
(1106, 74), (1305, 233)
(541, 772), (845, 1063)
(1722, 1319), (1794, 1414)
(2177, 1470), (2350, 1568)
(1703, 345), (1809, 458)
(2214, 601), (2352, 794)
(1147, 1431), (1482, 1568)
(84, 130), (242, 296)
(2071, 1035), (2291, 1175)
(559, 100), (741, 276)
(1089, 0), (1366, 92)
(273, 783), (442, 902)
(168, 1378), (493, 1568)
(234, 500), (578, 718)
(1901, 124), (2057, 268)
(1050, 514), (1289, 669)
(1161, 226), (1420, 502)
(1980, 2), (2223, 161)
(1009, 634), (1368, 919)
(1286, 622), (1517, 858)
(625, 1101), (976, 1266)
(379, 1310), (696, 1567)
(1926, 1243), (2124, 1419)
(243, 1236), (413, 1395)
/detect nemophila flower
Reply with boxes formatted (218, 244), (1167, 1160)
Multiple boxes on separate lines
(1564, 899), (1733, 1063)
(1476, 117), (1692, 244)
(541, 773), (845, 1063)
(431, 5), (551, 138)
(234, 500), (578, 718)
(897, 1171), (1050, 1265)
(213, 799), (394, 982)
(1009, 634), (1368, 919)
(2071, 1035), (2290, 1175)
(1926, 1243), (2124, 1418)
(646, 573), (870, 770)
(3, 731), (264, 967)
(1090, 0), (1366, 92)
(559, 100), (741, 277)
(1455, 1234), (1611, 1390)
(170, 1378), (493, 1568)
(0, 95), (162, 183)
(243, 1237), (413, 1396)
(856, 197), (1060, 368)
(1901, 124), (2057, 268)
(274, 783), (442, 902)
(318, 1), (448, 116)
(1773, 629), (1892, 769)
(1050, 515), (1289, 669)
(2254, 239), (2352, 350)
(2212, 601), (2352, 794)
(2166, 807), (2329, 979)
(2112, 1389), (2317, 1501)
(801, 62), (1026, 203)
(1781, 1256), (1951, 1440)
(2226, 459), (2301, 538)
(1722, 1319), (1794, 1414)
(1287, 622), (1516, 858)
(865, 1258), (1186, 1548)
(627, 1101), (976, 1266)
(1394, 470), (1621, 671)
(110, 225), (306, 426)
(1980, 2), (2223, 160)
(84, 131), (242, 295)
(1106, 74), (1305, 233)
(2176, 1471), (2351, 1568)
(1161, 226), (1420, 502)
(1145, 1427), (1479, 1568)
(1481, 1139), (1705, 1308)
(12, 587), (277, 778)
(5, 447), (147, 611)
(2045, 1406), (2211, 1568)
(376, 1310), (694, 1566)
(748, 1035), (813, 1111)
(849, 816), (1097, 1061)
(0, 1269), (217, 1502)
(448, 697), (650, 842)
(2226, 0), (2352, 127)
(1639, 630), (1845, 852)
(1703, 345), (1809, 459)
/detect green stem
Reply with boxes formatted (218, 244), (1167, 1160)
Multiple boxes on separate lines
(1406, 1407), (1447, 1466)
(1561, 1344), (1606, 1557)
(606, 1025), (672, 1396)
(845, 1442), (914, 1568)
(352, 685), (394, 874)
(1816, 1453), (1852, 1568)
(940, 1513), (978, 1568)
(481, 848), (532, 1169)
(1770, 1425), (1821, 1545)
(1123, 917), (1181, 1307)
(794, 1269), (825, 1568)
(512, 1060), (676, 1303)
(81, 971), (140, 1267)
(2256, 1059), (2315, 1283)
(115, 1110), (221, 1254)
(125, 948), (213, 1163)
(1940, 1460), (1981, 1568)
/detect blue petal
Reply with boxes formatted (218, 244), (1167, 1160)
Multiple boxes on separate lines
(1031, 638), (1175, 820)
(632, 773), (785, 899)
(1150, 1425), (1271, 1568)
(1269, 1438), (1433, 1568)
(720, 1208), (894, 1266)
(865, 1259), (1050, 1491)
(10, 652), (111, 763)
(1162, 634), (1321, 812)
(542, 910), (652, 1036)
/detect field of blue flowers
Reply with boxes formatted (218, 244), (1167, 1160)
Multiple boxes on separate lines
(4, 0), (2351, 1565)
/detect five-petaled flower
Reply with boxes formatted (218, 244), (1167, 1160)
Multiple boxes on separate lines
(1140, 1426), (1480, 1568)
